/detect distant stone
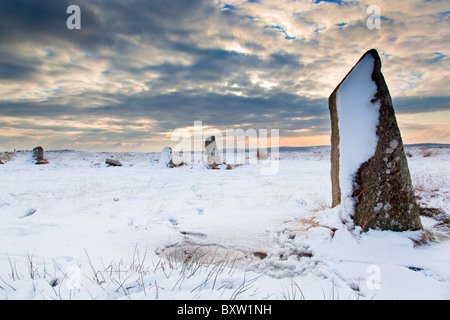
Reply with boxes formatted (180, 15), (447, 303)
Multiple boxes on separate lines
(32, 146), (48, 165)
(257, 149), (269, 160)
(159, 147), (174, 168)
(105, 158), (123, 167)
(32, 146), (44, 161)
(329, 49), (422, 232)
(253, 251), (268, 260)
(20, 208), (36, 219)
(204, 136), (222, 167)
(179, 230), (208, 239)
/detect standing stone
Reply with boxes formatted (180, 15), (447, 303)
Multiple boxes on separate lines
(32, 146), (46, 165)
(204, 136), (221, 167)
(159, 147), (174, 168)
(329, 49), (421, 232)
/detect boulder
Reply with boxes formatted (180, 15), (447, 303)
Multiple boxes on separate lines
(105, 158), (123, 167)
(328, 49), (421, 232)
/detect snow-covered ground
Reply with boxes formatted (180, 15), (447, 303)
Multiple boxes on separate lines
(0, 146), (449, 300)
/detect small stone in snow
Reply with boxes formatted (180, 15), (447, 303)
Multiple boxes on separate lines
(106, 158), (123, 167)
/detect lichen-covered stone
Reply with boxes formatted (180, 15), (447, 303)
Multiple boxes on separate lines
(329, 49), (422, 232)
(32, 146), (48, 165)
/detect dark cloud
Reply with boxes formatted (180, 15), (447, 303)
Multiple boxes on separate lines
(0, 0), (100, 47)
(0, 59), (41, 82)
(0, 0), (216, 56)
(0, 0), (448, 150)
(142, 48), (262, 87)
(393, 96), (450, 114)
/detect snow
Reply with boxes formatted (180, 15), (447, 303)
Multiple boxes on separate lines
(0, 147), (449, 300)
(336, 53), (380, 213)
(159, 147), (173, 168)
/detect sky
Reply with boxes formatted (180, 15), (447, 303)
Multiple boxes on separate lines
(0, 0), (449, 152)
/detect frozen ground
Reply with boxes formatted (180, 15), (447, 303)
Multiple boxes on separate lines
(0, 146), (449, 300)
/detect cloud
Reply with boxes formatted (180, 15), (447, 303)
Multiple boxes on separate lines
(393, 96), (450, 114)
(0, 0), (448, 150)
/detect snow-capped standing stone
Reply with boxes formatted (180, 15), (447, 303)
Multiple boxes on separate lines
(329, 49), (422, 232)
(204, 136), (221, 167)
(159, 147), (174, 168)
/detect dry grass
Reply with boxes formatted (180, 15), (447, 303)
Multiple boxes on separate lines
(35, 159), (50, 165)
(411, 167), (450, 245)
(419, 149), (436, 158)
(0, 152), (15, 164)
(310, 190), (331, 213)
(412, 205), (450, 247)
(208, 163), (232, 170)
(419, 206), (450, 233)
(0, 244), (251, 300)
(286, 216), (337, 237)
(411, 229), (436, 247)
(172, 161), (187, 167)
(412, 170), (447, 195)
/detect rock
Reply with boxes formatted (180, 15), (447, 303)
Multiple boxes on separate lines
(204, 136), (221, 167)
(19, 208), (36, 219)
(105, 158), (123, 167)
(32, 146), (44, 162)
(328, 49), (421, 232)
(253, 251), (268, 260)
(32, 146), (48, 165)
(179, 230), (208, 239)
(158, 147), (174, 168)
